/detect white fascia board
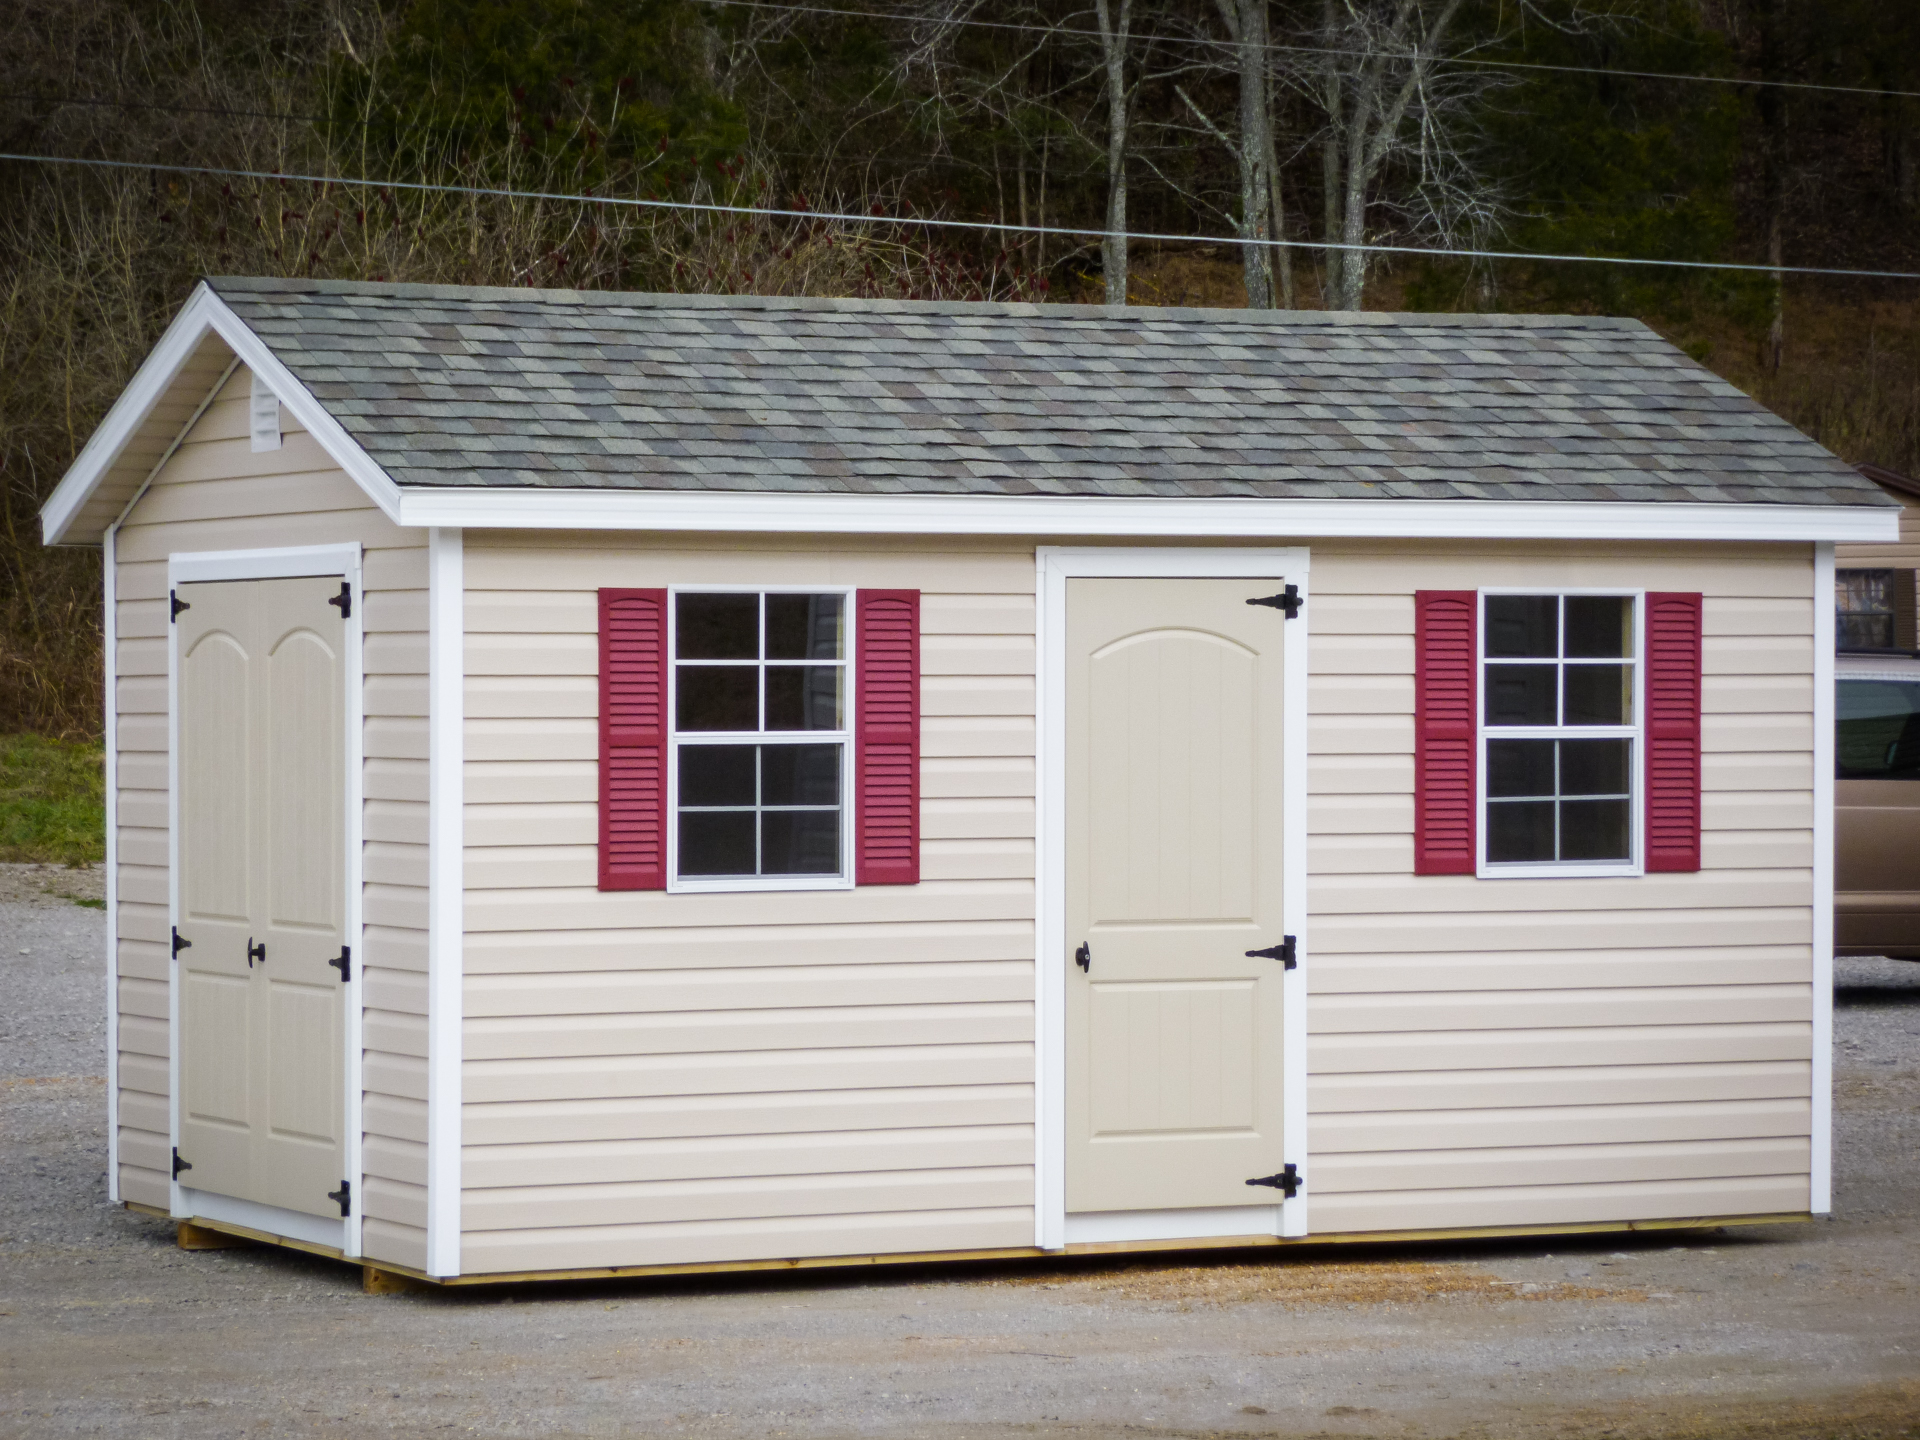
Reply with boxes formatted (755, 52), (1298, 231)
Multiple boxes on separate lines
(392, 488), (1902, 545)
(39, 285), (407, 546)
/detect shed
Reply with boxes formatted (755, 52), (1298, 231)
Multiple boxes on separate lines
(42, 277), (1899, 1285)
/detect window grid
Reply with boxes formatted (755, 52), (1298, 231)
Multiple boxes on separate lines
(1479, 590), (1643, 874)
(666, 588), (856, 892)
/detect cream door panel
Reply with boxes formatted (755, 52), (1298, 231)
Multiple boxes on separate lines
(176, 576), (347, 1220)
(1066, 578), (1289, 1213)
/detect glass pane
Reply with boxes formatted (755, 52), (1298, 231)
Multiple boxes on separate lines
(762, 744), (841, 806)
(679, 811), (755, 875)
(1836, 570), (1892, 616)
(1837, 680), (1920, 779)
(680, 745), (756, 807)
(1487, 739), (1555, 798)
(1561, 799), (1631, 861)
(1563, 663), (1632, 725)
(761, 809), (841, 875)
(1487, 801), (1555, 862)
(1564, 596), (1633, 658)
(1485, 664), (1557, 725)
(766, 594), (844, 660)
(1838, 613), (1895, 650)
(1484, 595), (1558, 658)
(677, 593), (759, 659)
(676, 666), (758, 730)
(1561, 738), (1631, 796)
(765, 666), (843, 731)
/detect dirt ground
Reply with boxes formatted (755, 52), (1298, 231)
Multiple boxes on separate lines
(2, 869), (1917, 1440)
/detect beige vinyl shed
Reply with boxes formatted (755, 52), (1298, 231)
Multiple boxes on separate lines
(42, 277), (1899, 1286)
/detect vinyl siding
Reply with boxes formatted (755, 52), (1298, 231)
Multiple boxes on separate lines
(112, 365), (431, 1267)
(1305, 540), (1815, 1233)
(459, 534), (1036, 1275)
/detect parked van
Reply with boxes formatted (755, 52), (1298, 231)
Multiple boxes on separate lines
(1836, 651), (1920, 958)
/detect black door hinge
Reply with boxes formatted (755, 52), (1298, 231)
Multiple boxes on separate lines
(328, 945), (351, 982)
(172, 1147), (192, 1180)
(1246, 585), (1301, 619)
(1246, 1164), (1300, 1198)
(1074, 942), (1091, 973)
(327, 581), (351, 619)
(326, 1180), (351, 1217)
(246, 938), (266, 968)
(1245, 935), (1297, 970)
(170, 589), (190, 621)
(172, 927), (192, 959)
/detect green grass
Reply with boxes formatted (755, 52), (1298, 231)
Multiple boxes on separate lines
(0, 734), (105, 866)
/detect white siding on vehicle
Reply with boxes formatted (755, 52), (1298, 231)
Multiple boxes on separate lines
(1304, 541), (1816, 1233)
(113, 364), (431, 1268)
(460, 534), (1037, 1275)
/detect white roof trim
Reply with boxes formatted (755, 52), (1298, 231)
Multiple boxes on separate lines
(389, 486), (1901, 544)
(40, 283), (405, 545)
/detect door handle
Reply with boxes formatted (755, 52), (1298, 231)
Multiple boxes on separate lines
(1075, 942), (1091, 973)
(247, 938), (266, 968)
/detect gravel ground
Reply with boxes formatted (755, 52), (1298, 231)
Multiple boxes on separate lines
(2, 868), (1917, 1440)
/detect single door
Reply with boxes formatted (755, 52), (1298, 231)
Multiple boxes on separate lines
(1064, 578), (1290, 1212)
(176, 576), (348, 1219)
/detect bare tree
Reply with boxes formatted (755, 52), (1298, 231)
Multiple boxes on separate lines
(1212, 0), (1277, 307)
(1093, 0), (1135, 303)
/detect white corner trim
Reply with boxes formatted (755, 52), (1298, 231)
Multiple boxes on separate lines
(391, 487), (1904, 546)
(1811, 541), (1835, 1214)
(426, 527), (465, 1278)
(40, 284), (407, 545)
(1065, 1206), (1284, 1246)
(103, 523), (120, 1204)
(1035, 547), (1312, 1251)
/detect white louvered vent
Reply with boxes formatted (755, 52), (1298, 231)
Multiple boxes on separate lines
(249, 370), (281, 452)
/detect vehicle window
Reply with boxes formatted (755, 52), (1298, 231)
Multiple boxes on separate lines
(1837, 679), (1920, 779)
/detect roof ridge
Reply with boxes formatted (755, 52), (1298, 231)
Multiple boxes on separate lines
(204, 275), (1648, 331)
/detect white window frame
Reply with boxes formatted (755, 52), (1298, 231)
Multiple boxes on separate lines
(665, 584), (858, 893)
(1476, 587), (1646, 880)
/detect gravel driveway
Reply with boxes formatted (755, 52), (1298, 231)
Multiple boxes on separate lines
(2, 870), (1917, 1439)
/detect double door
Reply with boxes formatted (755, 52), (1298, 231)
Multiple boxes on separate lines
(1064, 577), (1292, 1213)
(175, 576), (348, 1220)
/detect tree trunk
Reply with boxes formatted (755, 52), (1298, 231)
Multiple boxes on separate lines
(1265, 60), (1294, 309)
(1320, 0), (1343, 301)
(1094, 0), (1134, 306)
(1756, 0), (1787, 372)
(1232, 0), (1273, 308)
(1336, 80), (1373, 311)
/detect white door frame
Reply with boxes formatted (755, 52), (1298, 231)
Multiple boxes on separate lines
(1035, 546), (1311, 1250)
(166, 543), (365, 1255)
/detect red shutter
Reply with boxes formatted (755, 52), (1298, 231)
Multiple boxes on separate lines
(599, 588), (669, 891)
(855, 589), (920, 885)
(1414, 590), (1479, 875)
(1644, 592), (1704, 873)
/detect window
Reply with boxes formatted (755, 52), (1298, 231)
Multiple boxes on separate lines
(669, 589), (852, 889)
(1836, 568), (1917, 653)
(1481, 592), (1641, 871)
(1837, 674), (1920, 780)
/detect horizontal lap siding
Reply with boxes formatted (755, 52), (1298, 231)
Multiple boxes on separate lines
(1305, 541), (1816, 1234)
(114, 367), (430, 1267)
(460, 535), (1036, 1275)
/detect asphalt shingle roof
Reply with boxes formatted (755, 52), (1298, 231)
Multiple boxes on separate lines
(208, 277), (1889, 507)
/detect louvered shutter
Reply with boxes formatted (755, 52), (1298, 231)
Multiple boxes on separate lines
(855, 589), (920, 885)
(1414, 590), (1479, 875)
(1644, 592), (1704, 873)
(599, 588), (669, 890)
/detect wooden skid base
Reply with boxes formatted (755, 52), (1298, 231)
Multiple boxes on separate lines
(129, 1203), (1810, 1289)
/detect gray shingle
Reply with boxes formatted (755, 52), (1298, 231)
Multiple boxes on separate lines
(205, 277), (1889, 510)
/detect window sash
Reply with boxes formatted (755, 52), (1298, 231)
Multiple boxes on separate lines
(665, 587), (857, 892)
(1477, 589), (1645, 877)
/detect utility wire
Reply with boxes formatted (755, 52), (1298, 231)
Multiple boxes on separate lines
(703, 0), (1920, 100)
(7, 150), (1919, 282)
(13, 96), (328, 125)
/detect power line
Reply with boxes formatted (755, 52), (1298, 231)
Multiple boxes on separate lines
(703, 0), (1920, 100)
(7, 150), (1918, 282)
(14, 96), (327, 125)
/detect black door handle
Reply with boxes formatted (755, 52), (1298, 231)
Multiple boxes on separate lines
(1075, 942), (1091, 973)
(247, 938), (266, 967)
